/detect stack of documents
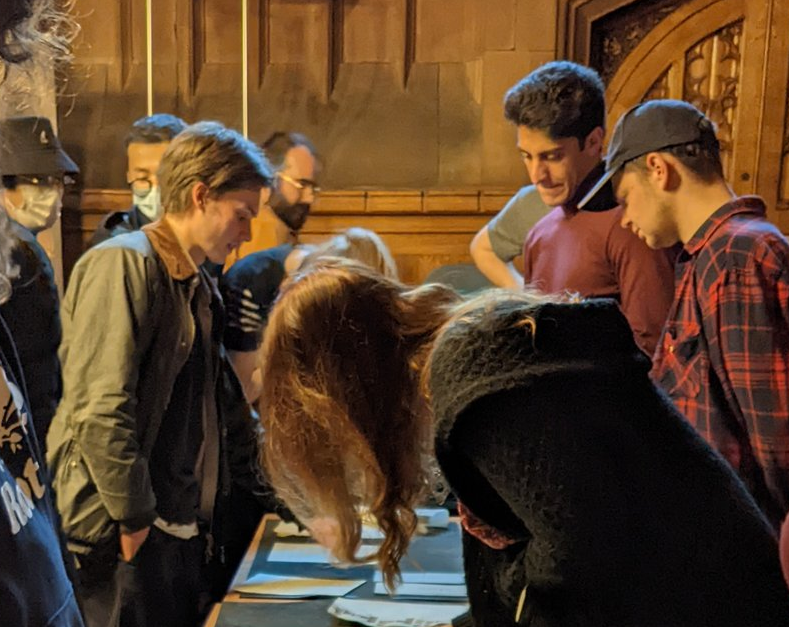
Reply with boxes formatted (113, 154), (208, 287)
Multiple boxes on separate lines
(266, 542), (378, 564)
(373, 570), (467, 600)
(233, 573), (365, 599)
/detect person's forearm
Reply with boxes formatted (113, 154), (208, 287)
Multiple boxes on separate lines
(228, 349), (263, 404)
(473, 252), (522, 289)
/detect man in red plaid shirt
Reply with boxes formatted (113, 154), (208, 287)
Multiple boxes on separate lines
(578, 99), (789, 528)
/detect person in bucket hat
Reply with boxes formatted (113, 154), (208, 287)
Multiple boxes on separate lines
(580, 99), (789, 529)
(0, 5), (86, 626)
(0, 116), (79, 445)
(0, 115), (78, 234)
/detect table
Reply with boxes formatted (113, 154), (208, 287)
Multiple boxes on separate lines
(203, 514), (465, 627)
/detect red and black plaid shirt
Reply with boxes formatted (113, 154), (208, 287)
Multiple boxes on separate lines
(652, 196), (789, 527)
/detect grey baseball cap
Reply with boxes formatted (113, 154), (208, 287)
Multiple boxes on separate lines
(0, 116), (79, 177)
(578, 99), (715, 210)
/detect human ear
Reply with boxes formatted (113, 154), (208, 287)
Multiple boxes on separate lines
(190, 181), (210, 211)
(644, 153), (671, 190)
(584, 126), (604, 156)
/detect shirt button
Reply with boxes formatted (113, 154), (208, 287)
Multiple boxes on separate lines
(668, 345), (675, 354)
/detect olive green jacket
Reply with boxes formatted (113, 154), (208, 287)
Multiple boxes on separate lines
(47, 219), (202, 551)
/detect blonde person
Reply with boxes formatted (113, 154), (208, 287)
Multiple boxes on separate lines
(258, 259), (789, 627)
(223, 226), (397, 404)
(299, 227), (398, 278)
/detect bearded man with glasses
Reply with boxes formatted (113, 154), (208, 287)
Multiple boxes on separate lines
(220, 132), (320, 402)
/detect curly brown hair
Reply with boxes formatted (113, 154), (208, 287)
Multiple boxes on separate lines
(258, 259), (460, 588)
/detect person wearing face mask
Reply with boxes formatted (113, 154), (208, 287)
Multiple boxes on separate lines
(90, 113), (187, 247)
(0, 115), (79, 446)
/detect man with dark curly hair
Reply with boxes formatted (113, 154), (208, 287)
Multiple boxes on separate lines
(500, 61), (675, 355)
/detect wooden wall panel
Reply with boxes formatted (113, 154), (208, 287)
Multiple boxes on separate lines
(516, 0), (558, 52)
(438, 62), (483, 186)
(202, 3), (243, 65)
(484, 0), (518, 51)
(268, 0), (330, 65)
(415, 0), (481, 63)
(59, 0), (559, 191)
(343, 0), (405, 63)
(70, 188), (514, 285)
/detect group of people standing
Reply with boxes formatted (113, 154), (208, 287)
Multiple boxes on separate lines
(2, 27), (789, 627)
(0, 106), (396, 626)
(259, 61), (789, 627)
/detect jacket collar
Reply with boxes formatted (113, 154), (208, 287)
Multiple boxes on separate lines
(683, 195), (766, 257)
(142, 218), (199, 281)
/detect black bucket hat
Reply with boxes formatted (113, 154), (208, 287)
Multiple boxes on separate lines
(0, 116), (79, 177)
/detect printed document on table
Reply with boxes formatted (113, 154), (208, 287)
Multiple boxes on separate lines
(415, 508), (450, 528)
(234, 572), (365, 598)
(329, 598), (469, 627)
(267, 542), (378, 564)
(373, 571), (465, 585)
(373, 582), (467, 599)
(274, 520), (384, 540)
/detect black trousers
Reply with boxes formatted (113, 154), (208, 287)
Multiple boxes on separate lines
(74, 527), (212, 627)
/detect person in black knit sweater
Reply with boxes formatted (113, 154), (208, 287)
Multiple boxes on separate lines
(258, 259), (789, 627)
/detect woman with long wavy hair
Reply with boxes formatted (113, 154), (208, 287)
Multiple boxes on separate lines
(258, 259), (789, 627)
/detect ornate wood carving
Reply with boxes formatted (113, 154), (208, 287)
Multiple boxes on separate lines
(682, 21), (742, 176)
(643, 70), (670, 102)
(589, 0), (689, 84)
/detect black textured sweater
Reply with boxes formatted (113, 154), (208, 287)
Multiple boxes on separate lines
(429, 298), (789, 627)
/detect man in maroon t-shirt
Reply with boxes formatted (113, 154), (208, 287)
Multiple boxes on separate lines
(503, 61), (674, 355)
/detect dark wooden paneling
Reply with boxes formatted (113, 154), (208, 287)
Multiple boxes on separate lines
(69, 188), (516, 285)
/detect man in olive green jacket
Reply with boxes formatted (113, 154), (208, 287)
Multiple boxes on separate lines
(47, 121), (273, 627)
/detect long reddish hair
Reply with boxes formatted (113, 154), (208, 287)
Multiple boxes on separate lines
(258, 259), (460, 587)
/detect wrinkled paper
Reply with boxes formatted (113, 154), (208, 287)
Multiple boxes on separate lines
(328, 598), (468, 627)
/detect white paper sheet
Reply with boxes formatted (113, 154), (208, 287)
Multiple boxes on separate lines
(274, 520), (384, 540)
(328, 598), (469, 627)
(373, 582), (467, 599)
(273, 521), (311, 538)
(414, 508), (450, 529)
(373, 571), (465, 585)
(267, 542), (378, 564)
(233, 572), (365, 598)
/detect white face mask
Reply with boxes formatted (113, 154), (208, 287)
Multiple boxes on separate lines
(7, 184), (62, 233)
(133, 186), (162, 221)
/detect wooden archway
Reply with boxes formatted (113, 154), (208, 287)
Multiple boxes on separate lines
(602, 0), (775, 199)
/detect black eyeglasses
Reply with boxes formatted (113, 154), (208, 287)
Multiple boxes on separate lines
(16, 174), (70, 187)
(128, 177), (154, 196)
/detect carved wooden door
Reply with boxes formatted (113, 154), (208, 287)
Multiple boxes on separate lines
(603, 0), (789, 229)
